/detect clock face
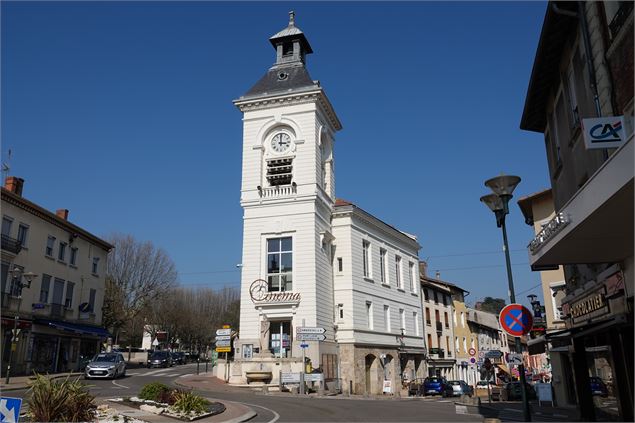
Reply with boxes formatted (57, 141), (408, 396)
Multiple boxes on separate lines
(249, 279), (268, 302)
(270, 133), (291, 154)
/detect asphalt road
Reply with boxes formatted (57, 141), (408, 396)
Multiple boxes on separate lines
(8, 364), (483, 422)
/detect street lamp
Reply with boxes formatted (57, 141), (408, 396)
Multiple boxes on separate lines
(5, 267), (38, 384)
(480, 174), (532, 422)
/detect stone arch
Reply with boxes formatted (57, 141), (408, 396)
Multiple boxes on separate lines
(364, 354), (380, 395)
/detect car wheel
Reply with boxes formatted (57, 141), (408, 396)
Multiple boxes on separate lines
(121, 368), (126, 378)
(113, 370), (118, 379)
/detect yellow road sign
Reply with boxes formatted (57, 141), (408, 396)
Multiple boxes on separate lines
(216, 346), (231, 353)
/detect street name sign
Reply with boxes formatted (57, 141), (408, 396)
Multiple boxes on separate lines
(296, 327), (326, 334)
(296, 333), (326, 341)
(215, 335), (231, 341)
(215, 340), (231, 347)
(499, 304), (534, 337)
(216, 328), (231, 336)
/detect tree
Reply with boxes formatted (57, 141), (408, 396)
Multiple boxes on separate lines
(478, 297), (507, 314)
(103, 233), (178, 338)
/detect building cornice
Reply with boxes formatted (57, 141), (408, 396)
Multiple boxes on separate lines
(234, 88), (342, 131)
(1, 188), (113, 251)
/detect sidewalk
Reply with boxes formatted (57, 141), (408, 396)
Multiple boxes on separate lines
(458, 398), (579, 421)
(0, 372), (81, 392)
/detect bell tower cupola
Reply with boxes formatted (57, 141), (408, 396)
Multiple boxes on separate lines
(270, 11), (313, 67)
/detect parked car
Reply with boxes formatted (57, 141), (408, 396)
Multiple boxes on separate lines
(503, 381), (537, 401)
(590, 377), (609, 397)
(442, 380), (474, 397)
(171, 352), (186, 365)
(422, 376), (447, 396)
(147, 350), (172, 368)
(84, 352), (126, 379)
(476, 380), (496, 390)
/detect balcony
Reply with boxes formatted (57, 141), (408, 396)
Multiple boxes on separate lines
(1, 234), (22, 255)
(428, 348), (445, 359)
(435, 321), (443, 333)
(50, 303), (64, 319)
(259, 184), (297, 199)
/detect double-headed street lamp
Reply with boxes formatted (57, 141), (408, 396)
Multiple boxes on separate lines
(480, 174), (532, 422)
(5, 267), (38, 384)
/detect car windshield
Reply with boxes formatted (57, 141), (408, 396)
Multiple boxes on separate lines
(151, 352), (168, 359)
(92, 354), (117, 362)
(426, 378), (441, 383)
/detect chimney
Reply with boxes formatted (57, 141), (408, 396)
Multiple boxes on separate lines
(56, 209), (69, 220)
(4, 176), (24, 196)
(435, 270), (441, 279)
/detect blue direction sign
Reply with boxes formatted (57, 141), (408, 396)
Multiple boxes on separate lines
(0, 397), (22, 423)
(499, 303), (534, 337)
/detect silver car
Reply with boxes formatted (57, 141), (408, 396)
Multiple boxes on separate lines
(84, 352), (126, 379)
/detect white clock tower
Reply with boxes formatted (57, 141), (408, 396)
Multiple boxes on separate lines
(233, 12), (342, 377)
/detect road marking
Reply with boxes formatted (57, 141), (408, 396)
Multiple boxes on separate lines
(504, 408), (522, 413)
(127, 372), (139, 376)
(238, 402), (279, 423)
(112, 380), (130, 389)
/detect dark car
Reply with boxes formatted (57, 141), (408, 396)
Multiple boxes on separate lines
(504, 381), (537, 401)
(147, 350), (172, 368)
(590, 377), (609, 397)
(442, 380), (474, 397)
(171, 352), (185, 365)
(422, 376), (447, 396)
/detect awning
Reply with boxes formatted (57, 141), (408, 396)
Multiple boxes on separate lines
(34, 319), (110, 338)
(496, 364), (511, 374)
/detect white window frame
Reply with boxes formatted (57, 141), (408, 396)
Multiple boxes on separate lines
(265, 236), (293, 292)
(408, 261), (416, 293)
(460, 311), (465, 327)
(413, 311), (420, 336)
(46, 236), (56, 257)
(92, 257), (100, 275)
(362, 240), (371, 279)
(379, 248), (387, 284)
(395, 256), (402, 289)
(17, 223), (29, 248)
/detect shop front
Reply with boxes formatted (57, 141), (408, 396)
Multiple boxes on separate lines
(562, 268), (633, 422)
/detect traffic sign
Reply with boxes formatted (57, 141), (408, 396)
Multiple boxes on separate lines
(215, 335), (231, 341)
(216, 346), (231, 353)
(478, 351), (485, 358)
(296, 327), (326, 334)
(215, 340), (231, 347)
(468, 347), (476, 357)
(299, 343), (309, 348)
(296, 333), (326, 341)
(469, 357), (476, 364)
(476, 360), (484, 366)
(506, 353), (524, 366)
(499, 304), (534, 337)
(216, 328), (231, 336)
(0, 396), (22, 423)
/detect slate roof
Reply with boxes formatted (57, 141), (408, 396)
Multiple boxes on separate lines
(243, 64), (319, 99)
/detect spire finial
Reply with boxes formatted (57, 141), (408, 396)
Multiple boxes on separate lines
(289, 11), (295, 26)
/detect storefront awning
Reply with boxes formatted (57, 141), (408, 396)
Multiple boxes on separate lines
(35, 319), (110, 338)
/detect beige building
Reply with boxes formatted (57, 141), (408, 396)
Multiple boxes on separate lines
(1, 177), (112, 376)
(447, 283), (478, 385)
(517, 189), (572, 405)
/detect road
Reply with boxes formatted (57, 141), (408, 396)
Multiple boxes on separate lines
(8, 364), (483, 422)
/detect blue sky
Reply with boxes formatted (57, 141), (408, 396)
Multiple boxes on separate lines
(2, 1), (551, 309)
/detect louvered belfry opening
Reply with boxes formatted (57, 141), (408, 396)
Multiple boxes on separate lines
(266, 157), (293, 186)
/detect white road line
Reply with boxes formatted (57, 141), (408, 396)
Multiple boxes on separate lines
(127, 372), (139, 376)
(504, 408), (522, 413)
(112, 379), (130, 389)
(239, 402), (279, 423)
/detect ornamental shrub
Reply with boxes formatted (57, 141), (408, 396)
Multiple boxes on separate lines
(138, 382), (171, 402)
(27, 373), (96, 422)
(172, 391), (210, 414)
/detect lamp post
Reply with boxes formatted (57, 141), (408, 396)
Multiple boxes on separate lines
(5, 267), (38, 384)
(480, 174), (531, 422)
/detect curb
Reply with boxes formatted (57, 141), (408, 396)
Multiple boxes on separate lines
(0, 373), (80, 392)
(221, 410), (257, 423)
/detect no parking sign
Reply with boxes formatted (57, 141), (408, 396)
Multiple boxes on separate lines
(499, 304), (533, 337)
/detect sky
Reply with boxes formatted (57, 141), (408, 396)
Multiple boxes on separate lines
(2, 1), (552, 310)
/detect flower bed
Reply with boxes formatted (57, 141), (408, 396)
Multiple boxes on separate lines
(108, 396), (225, 422)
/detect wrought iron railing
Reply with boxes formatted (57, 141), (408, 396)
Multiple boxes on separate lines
(1, 234), (22, 254)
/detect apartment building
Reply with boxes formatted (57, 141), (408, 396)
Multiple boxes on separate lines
(519, 2), (633, 419)
(447, 283), (478, 385)
(1, 177), (112, 375)
(466, 308), (510, 383)
(517, 188), (573, 405)
(420, 267), (456, 379)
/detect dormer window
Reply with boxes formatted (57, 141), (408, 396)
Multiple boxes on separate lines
(283, 42), (294, 57)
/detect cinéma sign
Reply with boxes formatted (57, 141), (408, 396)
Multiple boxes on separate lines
(582, 116), (627, 150)
(529, 212), (570, 253)
(249, 279), (300, 304)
